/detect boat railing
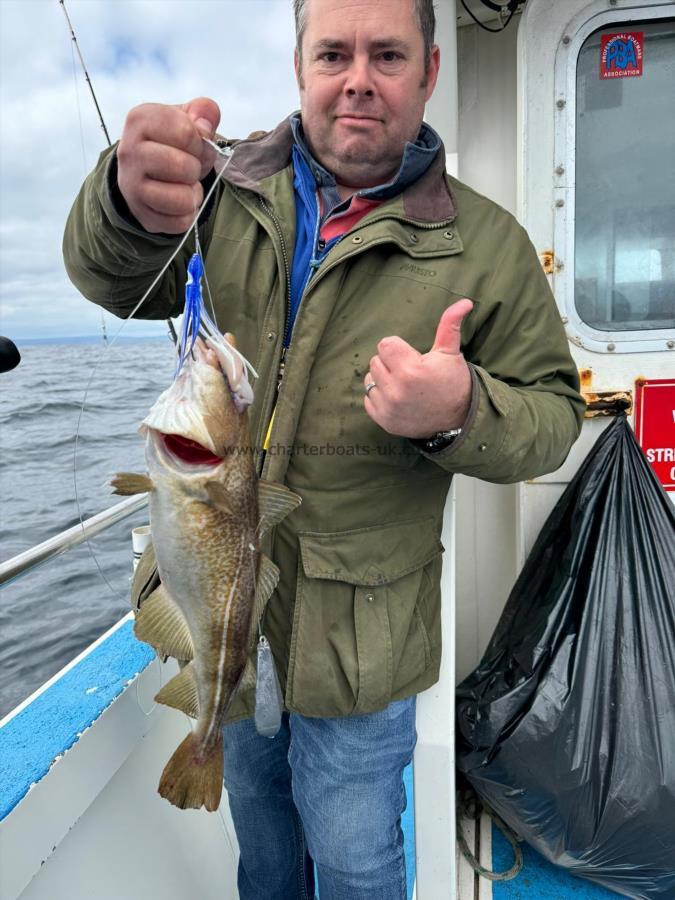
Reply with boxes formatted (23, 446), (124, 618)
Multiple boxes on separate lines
(0, 495), (149, 588)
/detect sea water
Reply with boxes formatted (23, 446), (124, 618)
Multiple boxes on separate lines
(0, 337), (175, 717)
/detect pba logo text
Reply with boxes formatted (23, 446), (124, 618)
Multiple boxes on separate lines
(600, 32), (644, 79)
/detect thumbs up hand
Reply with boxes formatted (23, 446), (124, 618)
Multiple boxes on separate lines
(364, 299), (474, 438)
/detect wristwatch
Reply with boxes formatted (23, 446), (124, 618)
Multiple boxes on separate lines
(412, 428), (462, 453)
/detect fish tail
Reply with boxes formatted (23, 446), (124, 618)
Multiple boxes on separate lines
(157, 730), (224, 812)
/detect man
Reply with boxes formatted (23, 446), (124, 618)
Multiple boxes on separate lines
(63, 1), (584, 896)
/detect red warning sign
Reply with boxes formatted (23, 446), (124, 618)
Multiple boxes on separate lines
(634, 379), (675, 492)
(600, 32), (643, 79)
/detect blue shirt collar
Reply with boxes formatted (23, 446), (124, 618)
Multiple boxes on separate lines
(288, 111), (441, 202)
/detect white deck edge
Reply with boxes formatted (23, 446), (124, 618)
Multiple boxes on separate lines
(0, 648), (176, 900)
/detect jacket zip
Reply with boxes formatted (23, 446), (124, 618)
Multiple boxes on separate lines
(258, 196), (292, 386)
(259, 189), (328, 413)
(224, 188), (290, 475)
(258, 190), (322, 396)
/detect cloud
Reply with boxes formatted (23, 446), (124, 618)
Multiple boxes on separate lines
(0, 0), (299, 338)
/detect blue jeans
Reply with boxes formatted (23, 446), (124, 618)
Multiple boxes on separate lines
(222, 697), (417, 900)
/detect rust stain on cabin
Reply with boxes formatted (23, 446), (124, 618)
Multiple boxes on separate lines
(579, 368), (633, 417)
(539, 250), (555, 274)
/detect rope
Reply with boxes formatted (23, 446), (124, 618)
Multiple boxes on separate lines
(456, 781), (523, 881)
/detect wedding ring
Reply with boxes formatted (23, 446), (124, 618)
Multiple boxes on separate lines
(365, 381), (377, 396)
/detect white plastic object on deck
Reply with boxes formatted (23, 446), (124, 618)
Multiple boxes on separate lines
(132, 525), (152, 571)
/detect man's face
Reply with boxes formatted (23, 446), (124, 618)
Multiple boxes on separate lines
(295, 0), (440, 189)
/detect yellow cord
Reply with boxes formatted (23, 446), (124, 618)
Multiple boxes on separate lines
(263, 407), (276, 451)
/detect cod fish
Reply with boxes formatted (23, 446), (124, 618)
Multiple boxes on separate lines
(112, 336), (300, 812)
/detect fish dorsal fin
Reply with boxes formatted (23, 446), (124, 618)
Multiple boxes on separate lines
(205, 481), (234, 514)
(254, 554), (280, 624)
(133, 584), (195, 662)
(154, 662), (199, 720)
(257, 481), (302, 537)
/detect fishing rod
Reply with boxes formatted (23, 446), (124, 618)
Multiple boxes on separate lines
(58, 0), (179, 345)
(59, 0), (111, 146)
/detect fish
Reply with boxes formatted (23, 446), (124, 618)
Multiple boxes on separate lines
(112, 335), (300, 812)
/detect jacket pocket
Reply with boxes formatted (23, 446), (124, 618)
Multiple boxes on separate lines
(286, 517), (444, 716)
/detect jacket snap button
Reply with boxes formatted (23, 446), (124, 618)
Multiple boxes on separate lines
(444, 231), (454, 240)
(365, 593), (375, 603)
(409, 233), (419, 243)
(266, 331), (276, 341)
(352, 236), (363, 244)
(478, 443), (487, 452)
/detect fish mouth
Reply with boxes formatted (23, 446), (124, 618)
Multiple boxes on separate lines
(151, 429), (225, 470)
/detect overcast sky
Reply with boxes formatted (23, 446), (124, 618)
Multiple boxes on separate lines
(0, 0), (300, 340)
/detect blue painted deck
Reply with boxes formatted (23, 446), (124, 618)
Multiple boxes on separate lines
(401, 770), (620, 899)
(0, 620), (154, 820)
(491, 827), (620, 898)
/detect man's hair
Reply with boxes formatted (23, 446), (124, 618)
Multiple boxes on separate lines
(293, 0), (436, 70)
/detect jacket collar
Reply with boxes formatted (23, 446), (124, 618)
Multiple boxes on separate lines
(288, 112), (441, 203)
(221, 114), (457, 225)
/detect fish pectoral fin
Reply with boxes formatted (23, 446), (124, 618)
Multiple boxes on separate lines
(257, 481), (302, 537)
(130, 545), (159, 612)
(239, 556), (279, 672)
(235, 657), (258, 697)
(205, 481), (234, 514)
(111, 472), (154, 495)
(133, 584), (195, 661)
(154, 662), (199, 719)
(254, 554), (280, 624)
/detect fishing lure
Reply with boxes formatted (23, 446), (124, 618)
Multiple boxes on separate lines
(174, 251), (206, 376)
(174, 247), (257, 412)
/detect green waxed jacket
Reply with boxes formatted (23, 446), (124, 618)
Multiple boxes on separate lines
(63, 117), (584, 720)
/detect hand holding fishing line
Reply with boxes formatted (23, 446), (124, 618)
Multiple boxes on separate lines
(117, 97), (221, 233)
(364, 299), (474, 438)
(73, 125), (237, 602)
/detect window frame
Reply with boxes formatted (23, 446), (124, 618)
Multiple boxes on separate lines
(553, 3), (675, 354)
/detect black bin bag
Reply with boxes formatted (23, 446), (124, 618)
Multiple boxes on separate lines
(456, 416), (675, 899)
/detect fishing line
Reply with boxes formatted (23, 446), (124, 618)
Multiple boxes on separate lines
(180, 710), (239, 860)
(134, 653), (163, 717)
(69, 41), (88, 173)
(136, 661), (238, 856)
(195, 229), (219, 325)
(73, 142), (235, 600)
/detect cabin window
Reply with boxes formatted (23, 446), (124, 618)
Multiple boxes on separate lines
(574, 19), (675, 333)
